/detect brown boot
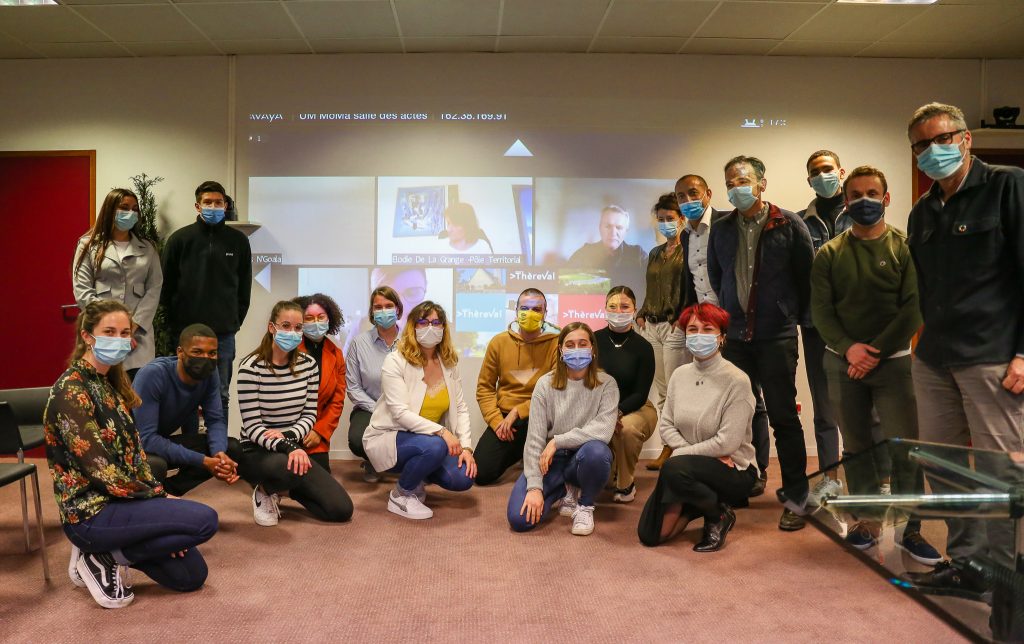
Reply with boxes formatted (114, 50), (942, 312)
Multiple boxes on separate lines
(646, 445), (672, 471)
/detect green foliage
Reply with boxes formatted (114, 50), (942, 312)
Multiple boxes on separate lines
(128, 173), (175, 356)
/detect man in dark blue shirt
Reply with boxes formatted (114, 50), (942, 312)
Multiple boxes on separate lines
(134, 324), (241, 496)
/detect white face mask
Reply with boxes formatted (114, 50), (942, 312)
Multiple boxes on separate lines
(605, 311), (633, 330)
(416, 325), (444, 348)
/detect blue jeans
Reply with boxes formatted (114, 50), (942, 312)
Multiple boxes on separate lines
(63, 497), (218, 592)
(390, 432), (474, 492)
(507, 440), (611, 532)
(215, 332), (236, 412)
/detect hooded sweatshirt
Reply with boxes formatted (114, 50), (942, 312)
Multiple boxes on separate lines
(476, 322), (560, 430)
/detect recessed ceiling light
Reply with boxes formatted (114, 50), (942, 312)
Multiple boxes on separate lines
(837, 0), (938, 4)
(0, 0), (59, 4)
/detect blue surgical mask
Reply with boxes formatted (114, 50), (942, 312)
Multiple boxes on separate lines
(727, 185), (758, 211)
(274, 329), (302, 352)
(114, 209), (138, 232)
(679, 200), (705, 221)
(845, 197), (885, 227)
(91, 334), (132, 366)
(373, 308), (398, 329)
(303, 320), (329, 341)
(562, 347), (593, 371)
(810, 172), (841, 198)
(200, 207), (226, 225)
(657, 221), (679, 239)
(916, 142), (965, 181)
(685, 333), (720, 359)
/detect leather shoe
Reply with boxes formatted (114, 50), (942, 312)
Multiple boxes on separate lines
(778, 508), (806, 531)
(903, 560), (992, 603)
(646, 445), (672, 471)
(694, 505), (736, 552)
(749, 472), (768, 497)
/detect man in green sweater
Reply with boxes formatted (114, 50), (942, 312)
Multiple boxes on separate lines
(810, 165), (940, 566)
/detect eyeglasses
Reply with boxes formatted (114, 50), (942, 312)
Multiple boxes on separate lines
(910, 129), (965, 155)
(303, 314), (329, 323)
(415, 319), (444, 328)
(274, 322), (303, 332)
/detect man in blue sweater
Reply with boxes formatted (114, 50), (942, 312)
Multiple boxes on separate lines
(134, 324), (242, 496)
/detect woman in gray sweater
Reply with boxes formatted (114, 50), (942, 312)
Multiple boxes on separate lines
(638, 302), (757, 552)
(507, 322), (619, 537)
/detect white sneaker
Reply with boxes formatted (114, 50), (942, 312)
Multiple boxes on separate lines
(252, 486), (280, 526)
(559, 484), (580, 517)
(613, 483), (636, 503)
(69, 544), (85, 588)
(412, 482), (426, 503)
(571, 505), (595, 536)
(388, 487), (433, 520)
(807, 476), (843, 508)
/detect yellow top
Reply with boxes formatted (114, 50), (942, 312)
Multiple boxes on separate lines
(419, 381), (449, 424)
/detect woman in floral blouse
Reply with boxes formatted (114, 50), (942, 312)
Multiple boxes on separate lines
(44, 299), (219, 609)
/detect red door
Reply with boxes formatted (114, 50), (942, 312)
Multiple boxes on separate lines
(0, 151), (95, 389)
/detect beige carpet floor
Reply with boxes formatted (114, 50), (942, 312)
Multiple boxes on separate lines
(0, 458), (965, 643)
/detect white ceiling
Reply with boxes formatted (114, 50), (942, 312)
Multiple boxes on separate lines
(0, 0), (1022, 60)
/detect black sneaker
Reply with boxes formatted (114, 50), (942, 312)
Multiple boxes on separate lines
(749, 472), (768, 498)
(612, 483), (636, 503)
(903, 560), (992, 603)
(76, 551), (134, 609)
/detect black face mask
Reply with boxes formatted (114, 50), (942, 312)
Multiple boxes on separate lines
(182, 355), (217, 381)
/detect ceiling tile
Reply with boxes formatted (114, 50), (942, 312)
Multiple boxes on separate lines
(0, 6), (110, 42)
(309, 37), (404, 53)
(787, 4), (922, 42)
(590, 36), (687, 53)
(0, 38), (41, 57)
(855, 40), (975, 58)
(500, 0), (607, 37)
(496, 35), (590, 52)
(601, 1), (718, 38)
(769, 40), (871, 56)
(31, 41), (130, 57)
(405, 36), (494, 52)
(696, 1), (824, 40)
(394, 0), (499, 37)
(681, 37), (781, 55)
(61, 0), (167, 4)
(881, 3), (1024, 43)
(287, 1), (397, 40)
(178, 2), (303, 40)
(124, 40), (221, 56)
(214, 39), (311, 54)
(74, 5), (206, 42)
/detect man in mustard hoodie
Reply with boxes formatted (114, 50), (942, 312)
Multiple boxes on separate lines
(474, 288), (560, 485)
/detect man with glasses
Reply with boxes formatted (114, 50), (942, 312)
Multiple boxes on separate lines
(161, 180), (252, 413)
(902, 102), (1024, 601)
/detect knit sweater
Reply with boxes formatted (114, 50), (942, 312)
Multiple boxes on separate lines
(659, 353), (756, 472)
(476, 324), (560, 429)
(237, 353), (319, 454)
(810, 225), (921, 358)
(523, 371), (619, 491)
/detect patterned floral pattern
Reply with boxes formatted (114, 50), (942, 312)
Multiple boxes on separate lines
(44, 359), (164, 525)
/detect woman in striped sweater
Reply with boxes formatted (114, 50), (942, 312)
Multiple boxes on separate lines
(236, 300), (353, 527)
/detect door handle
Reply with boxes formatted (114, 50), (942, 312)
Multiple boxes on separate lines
(61, 304), (79, 310)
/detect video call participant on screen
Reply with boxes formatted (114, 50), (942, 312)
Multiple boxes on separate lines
(595, 286), (656, 503)
(46, 300), (218, 609)
(637, 303), (757, 553)
(294, 293), (347, 474)
(438, 202), (494, 254)
(134, 324), (242, 496)
(346, 286), (402, 483)
(796, 150), (844, 504)
(236, 301), (353, 527)
(363, 302), (475, 520)
(160, 180), (252, 413)
(902, 102), (1024, 603)
(810, 165), (941, 566)
(72, 188), (162, 380)
(508, 322), (618, 536)
(474, 288), (560, 486)
(567, 205), (648, 295)
(707, 155), (814, 532)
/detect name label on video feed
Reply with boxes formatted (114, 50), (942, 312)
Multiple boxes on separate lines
(392, 254), (522, 266)
(252, 254), (283, 264)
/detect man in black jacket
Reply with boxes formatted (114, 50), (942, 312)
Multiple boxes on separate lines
(901, 102), (1024, 604)
(708, 156), (815, 531)
(161, 180), (252, 412)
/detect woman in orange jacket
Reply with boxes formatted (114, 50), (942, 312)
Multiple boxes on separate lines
(293, 293), (347, 473)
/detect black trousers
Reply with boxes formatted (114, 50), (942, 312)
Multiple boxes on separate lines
(147, 435), (243, 497)
(237, 445), (353, 523)
(473, 418), (529, 486)
(638, 455), (757, 546)
(309, 451), (331, 473)
(348, 408), (372, 460)
(722, 336), (809, 501)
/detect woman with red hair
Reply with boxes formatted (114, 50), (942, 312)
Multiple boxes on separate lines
(637, 302), (758, 553)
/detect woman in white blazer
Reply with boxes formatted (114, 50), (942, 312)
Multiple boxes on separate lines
(363, 301), (475, 520)
(73, 188), (163, 377)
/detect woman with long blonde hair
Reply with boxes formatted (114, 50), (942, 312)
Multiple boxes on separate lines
(363, 301), (475, 520)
